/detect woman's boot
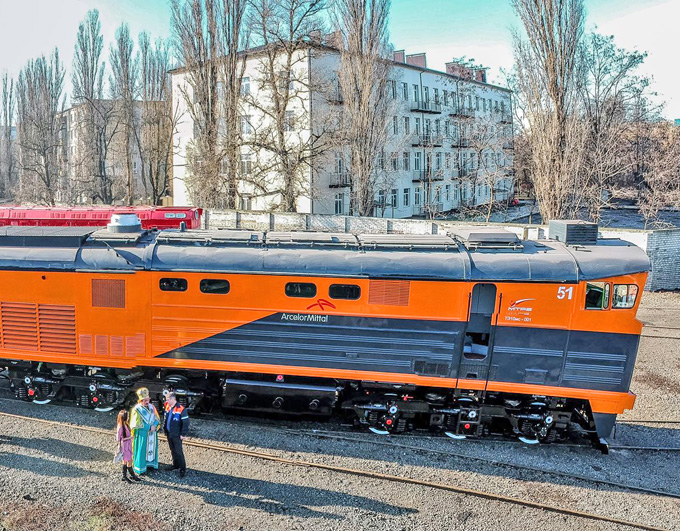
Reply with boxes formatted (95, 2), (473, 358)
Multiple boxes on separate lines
(128, 466), (142, 482)
(121, 465), (132, 483)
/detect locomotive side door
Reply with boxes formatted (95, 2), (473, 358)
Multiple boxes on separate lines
(456, 283), (499, 383)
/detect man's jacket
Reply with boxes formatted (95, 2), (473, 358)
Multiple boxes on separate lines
(163, 402), (190, 438)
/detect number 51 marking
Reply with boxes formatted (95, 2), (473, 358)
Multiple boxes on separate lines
(557, 286), (573, 300)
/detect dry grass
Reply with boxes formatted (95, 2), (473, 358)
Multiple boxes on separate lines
(0, 497), (171, 531)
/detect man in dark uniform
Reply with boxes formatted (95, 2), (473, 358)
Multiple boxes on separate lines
(163, 392), (190, 477)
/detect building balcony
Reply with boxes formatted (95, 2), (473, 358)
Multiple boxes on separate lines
(411, 133), (444, 147)
(327, 91), (344, 104)
(451, 137), (471, 148)
(412, 170), (444, 183)
(500, 112), (512, 124)
(329, 172), (350, 188)
(410, 101), (442, 114)
(450, 107), (475, 119)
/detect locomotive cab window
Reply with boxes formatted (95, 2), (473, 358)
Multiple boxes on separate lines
(159, 278), (187, 292)
(585, 282), (610, 310)
(329, 284), (361, 300)
(200, 279), (230, 294)
(285, 282), (317, 298)
(613, 284), (638, 309)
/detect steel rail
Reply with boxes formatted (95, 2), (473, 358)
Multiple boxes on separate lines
(0, 410), (672, 531)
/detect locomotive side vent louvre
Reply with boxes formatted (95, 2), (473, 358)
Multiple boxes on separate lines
(368, 280), (410, 306)
(0, 302), (76, 355)
(92, 279), (126, 308)
(38, 304), (76, 354)
(1, 302), (38, 351)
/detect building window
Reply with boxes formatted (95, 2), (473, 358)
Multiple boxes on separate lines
(433, 88), (439, 104)
(329, 284), (361, 300)
(443, 90), (448, 106)
(285, 282), (317, 298)
(445, 152), (451, 169)
(475, 96), (480, 110)
(391, 152), (398, 171)
(413, 84), (419, 102)
(425, 119), (431, 135)
(389, 79), (397, 99)
(393, 116), (398, 135)
(160, 278), (187, 292)
(501, 101), (506, 114)
(241, 77), (250, 96)
(403, 188), (410, 207)
(415, 118), (421, 135)
(434, 119), (440, 135)
(283, 110), (295, 132)
(240, 153), (252, 174)
(200, 279), (230, 294)
(444, 120), (450, 137)
(435, 152), (442, 170)
(336, 154), (345, 174)
(414, 151), (422, 171)
(377, 150), (385, 170)
(240, 194), (252, 210)
(445, 184), (451, 201)
(423, 86), (429, 102)
(404, 117), (410, 135)
(403, 152), (410, 171)
(402, 82), (408, 100)
(483, 98), (487, 112)
(240, 115), (253, 135)
(415, 187), (421, 205)
(494, 100), (499, 112)
(390, 188), (398, 207)
(377, 189), (385, 208)
(334, 193), (344, 214)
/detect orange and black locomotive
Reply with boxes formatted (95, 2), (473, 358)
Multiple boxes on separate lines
(0, 217), (649, 450)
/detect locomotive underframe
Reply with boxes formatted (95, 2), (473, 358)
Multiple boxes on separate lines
(5, 359), (603, 449)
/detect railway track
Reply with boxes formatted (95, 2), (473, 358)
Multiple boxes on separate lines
(0, 410), (676, 531)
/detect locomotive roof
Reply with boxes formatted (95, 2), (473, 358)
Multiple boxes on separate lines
(0, 226), (649, 282)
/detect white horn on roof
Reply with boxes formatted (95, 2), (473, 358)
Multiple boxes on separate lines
(107, 213), (142, 233)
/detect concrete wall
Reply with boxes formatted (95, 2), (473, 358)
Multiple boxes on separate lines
(204, 209), (679, 291)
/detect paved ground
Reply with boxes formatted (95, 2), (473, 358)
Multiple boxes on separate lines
(0, 291), (679, 531)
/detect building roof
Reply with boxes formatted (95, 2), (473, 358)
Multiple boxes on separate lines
(168, 41), (512, 94)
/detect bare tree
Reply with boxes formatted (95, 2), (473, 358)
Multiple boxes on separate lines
(110, 23), (139, 205)
(1, 73), (17, 198)
(16, 49), (66, 205)
(511, 0), (587, 222)
(245, 0), (331, 211)
(580, 32), (651, 221)
(71, 9), (121, 204)
(333, 0), (393, 216)
(135, 33), (178, 204)
(171, 0), (249, 209)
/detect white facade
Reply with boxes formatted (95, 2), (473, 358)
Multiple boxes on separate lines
(171, 46), (514, 218)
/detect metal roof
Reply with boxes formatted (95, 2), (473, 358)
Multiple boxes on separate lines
(0, 227), (650, 282)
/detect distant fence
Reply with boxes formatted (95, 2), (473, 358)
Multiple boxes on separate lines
(204, 210), (679, 291)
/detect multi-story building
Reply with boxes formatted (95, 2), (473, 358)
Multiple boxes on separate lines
(171, 42), (514, 218)
(57, 101), (147, 204)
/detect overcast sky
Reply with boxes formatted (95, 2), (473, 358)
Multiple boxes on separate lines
(0, 0), (677, 118)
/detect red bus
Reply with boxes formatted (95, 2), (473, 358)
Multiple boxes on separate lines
(0, 206), (203, 230)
